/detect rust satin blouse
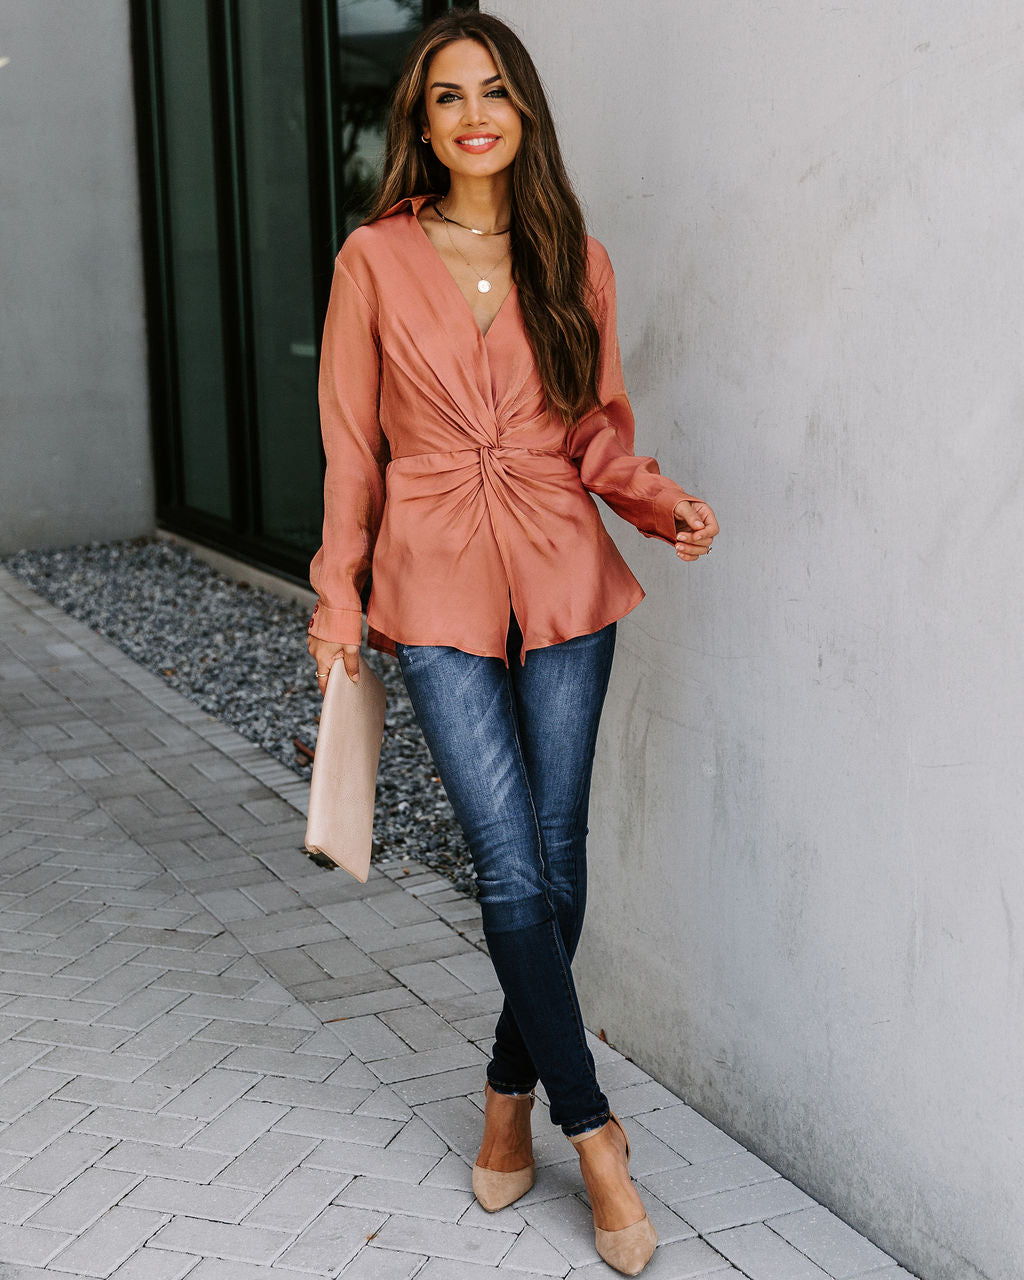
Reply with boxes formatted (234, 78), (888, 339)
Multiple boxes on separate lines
(308, 194), (699, 663)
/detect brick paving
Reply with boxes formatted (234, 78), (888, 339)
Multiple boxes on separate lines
(0, 567), (914, 1280)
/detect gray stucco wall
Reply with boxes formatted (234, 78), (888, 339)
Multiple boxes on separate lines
(0, 0), (153, 551)
(486, 4), (1024, 1279)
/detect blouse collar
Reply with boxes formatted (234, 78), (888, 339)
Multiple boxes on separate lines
(378, 193), (438, 220)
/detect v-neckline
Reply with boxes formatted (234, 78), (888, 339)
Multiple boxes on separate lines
(409, 201), (516, 342)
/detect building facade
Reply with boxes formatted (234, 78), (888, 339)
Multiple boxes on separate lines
(1, 0), (469, 575)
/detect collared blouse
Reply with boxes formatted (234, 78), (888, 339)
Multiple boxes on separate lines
(308, 194), (699, 664)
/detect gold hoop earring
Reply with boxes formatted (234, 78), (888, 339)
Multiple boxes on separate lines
(421, 133), (430, 144)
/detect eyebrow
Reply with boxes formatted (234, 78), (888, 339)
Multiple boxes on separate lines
(429, 74), (503, 90)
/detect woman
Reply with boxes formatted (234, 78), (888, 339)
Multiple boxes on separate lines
(307, 11), (718, 1275)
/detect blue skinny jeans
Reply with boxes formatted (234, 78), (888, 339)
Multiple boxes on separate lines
(395, 613), (616, 1136)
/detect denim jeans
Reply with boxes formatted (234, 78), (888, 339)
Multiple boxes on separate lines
(395, 613), (616, 1136)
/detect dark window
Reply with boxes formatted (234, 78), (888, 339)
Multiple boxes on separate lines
(133, 0), (474, 581)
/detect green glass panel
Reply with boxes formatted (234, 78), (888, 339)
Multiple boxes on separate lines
(336, 0), (420, 235)
(237, 1), (323, 550)
(158, 0), (232, 520)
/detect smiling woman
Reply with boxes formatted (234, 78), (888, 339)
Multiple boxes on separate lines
(304, 11), (718, 1274)
(414, 41), (521, 330)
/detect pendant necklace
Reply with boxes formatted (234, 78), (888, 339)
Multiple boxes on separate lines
(436, 201), (510, 294)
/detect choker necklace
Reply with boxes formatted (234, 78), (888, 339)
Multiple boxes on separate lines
(436, 199), (510, 237)
(436, 202), (510, 294)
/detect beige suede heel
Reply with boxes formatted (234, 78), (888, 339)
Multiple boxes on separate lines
(471, 1160), (536, 1212)
(568, 1112), (657, 1276)
(471, 1084), (536, 1212)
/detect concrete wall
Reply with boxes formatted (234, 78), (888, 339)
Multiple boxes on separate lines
(0, 1), (153, 551)
(485, 4), (1024, 1278)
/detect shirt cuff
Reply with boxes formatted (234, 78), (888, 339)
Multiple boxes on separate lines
(307, 602), (365, 645)
(643, 483), (703, 545)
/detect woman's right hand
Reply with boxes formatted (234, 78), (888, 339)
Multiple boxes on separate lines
(307, 634), (361, 695)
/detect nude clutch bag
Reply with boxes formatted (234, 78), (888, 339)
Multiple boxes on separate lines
(304, 655), (386, 882)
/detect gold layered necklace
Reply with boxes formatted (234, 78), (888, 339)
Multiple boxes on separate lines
(436, 201), (510, 295)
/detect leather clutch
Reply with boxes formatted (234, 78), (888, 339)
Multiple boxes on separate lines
(304, 655), (386, 882)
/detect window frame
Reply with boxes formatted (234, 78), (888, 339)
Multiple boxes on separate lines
(131, 0), (475, 583)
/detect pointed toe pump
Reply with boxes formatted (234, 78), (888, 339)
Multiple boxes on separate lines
(472, 1082), (537, 1212)
(568, 1112), (658, 1276)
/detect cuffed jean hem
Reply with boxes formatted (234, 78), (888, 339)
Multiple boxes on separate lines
(562, 1108), (612, 1138)
(486, 1073), (538, 1097)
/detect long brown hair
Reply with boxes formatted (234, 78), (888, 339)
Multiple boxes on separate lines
(364, 10), (601, 422)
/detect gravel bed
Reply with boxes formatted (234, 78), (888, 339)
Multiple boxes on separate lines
(3, 538), (475, 894)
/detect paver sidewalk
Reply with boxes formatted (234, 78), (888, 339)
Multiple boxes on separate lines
(0, 567), (913, 1280)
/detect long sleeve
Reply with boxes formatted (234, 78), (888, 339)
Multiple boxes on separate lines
(307, 253), (387, 644)
(566, 246), (701, 545)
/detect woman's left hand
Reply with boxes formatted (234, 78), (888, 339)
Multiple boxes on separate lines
(673, 499), (719, 561)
